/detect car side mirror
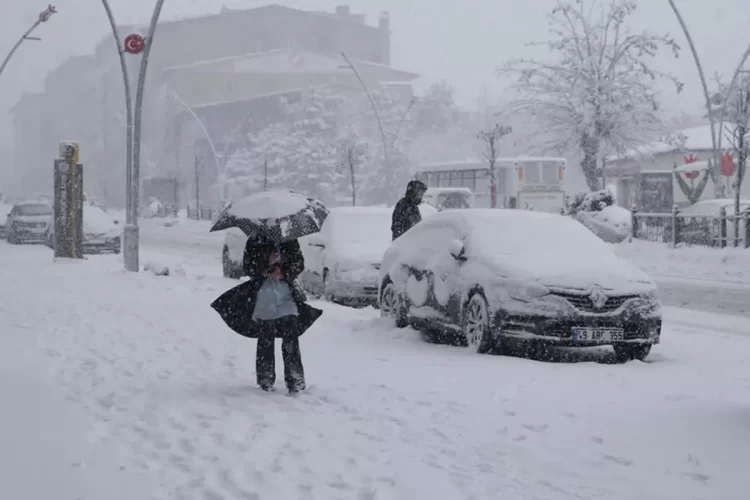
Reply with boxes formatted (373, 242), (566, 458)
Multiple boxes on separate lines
(449, 239), (466, 261)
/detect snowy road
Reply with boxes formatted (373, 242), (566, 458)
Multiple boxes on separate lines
(2, 242), (749, 499)
(139, 218), (750, 319)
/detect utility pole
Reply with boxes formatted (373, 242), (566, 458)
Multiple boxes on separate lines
(263, 159), (268, 191)
(194, 155), (201, 220)
(0, 5), (56, 80)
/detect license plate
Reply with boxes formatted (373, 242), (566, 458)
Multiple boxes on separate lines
(571, 327), (624, 342)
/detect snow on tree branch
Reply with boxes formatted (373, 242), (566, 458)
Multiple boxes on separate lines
(499, 0), (682, 190)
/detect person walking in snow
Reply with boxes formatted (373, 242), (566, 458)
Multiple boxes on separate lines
(211, 237), (322, 394)
(391, 179), (427, 240)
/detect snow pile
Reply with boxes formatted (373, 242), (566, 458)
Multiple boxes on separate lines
(2, 244), (749, 498)
(144, 261), (186, 277)
(141, 199), (165, 219)
(569, 189), (631, 243)
(615, 239), (750, 283)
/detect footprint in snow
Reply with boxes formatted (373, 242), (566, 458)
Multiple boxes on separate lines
(684, 472), (710, 483)
(591, 436), (604, 444)
(522, 424), (548, 433)
(603, 454), (633, 467)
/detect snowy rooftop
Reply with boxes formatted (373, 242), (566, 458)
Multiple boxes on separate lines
(610, 125), (715, 162)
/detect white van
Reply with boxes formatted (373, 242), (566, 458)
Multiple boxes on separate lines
(422, 187), (475, 211)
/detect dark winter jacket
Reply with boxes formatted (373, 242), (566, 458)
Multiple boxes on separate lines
(211, 238), (322, 339)
(391, 180), (427, 240)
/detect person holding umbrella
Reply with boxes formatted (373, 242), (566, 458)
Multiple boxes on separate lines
(210, 190), (327, 394)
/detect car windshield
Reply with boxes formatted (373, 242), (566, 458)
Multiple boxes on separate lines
(18, 204), (52, 216)
(438, 192), (471, 209)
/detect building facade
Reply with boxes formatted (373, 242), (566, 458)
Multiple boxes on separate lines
(11, 4), (417, 207)
(605, 124), (749, 212)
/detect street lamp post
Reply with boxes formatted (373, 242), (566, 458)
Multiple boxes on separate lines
(0, 5), (57, 80)
(168, 88), (228, 200)
(100, 0), (166, 272)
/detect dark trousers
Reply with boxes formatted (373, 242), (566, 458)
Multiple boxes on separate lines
(255, 316), (305, 391)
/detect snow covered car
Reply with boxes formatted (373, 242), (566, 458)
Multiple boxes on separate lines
(45, 203), (121, 254)
(378, 209), (661, 362)
(5, 201), (53, 244)
(299, 207), (392, 304)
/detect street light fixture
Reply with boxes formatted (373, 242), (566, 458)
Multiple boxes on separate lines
(0, 5), (57, 80)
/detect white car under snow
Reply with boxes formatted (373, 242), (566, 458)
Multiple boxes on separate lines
(299, 206), (392, 304)
(222, 202), (438, 281)
(378, 209), (662, 362)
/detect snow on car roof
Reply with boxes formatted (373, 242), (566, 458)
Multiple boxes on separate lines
(329, 206), (392, 215)
(425, 187), (474, 194)
(17, 199), (51, 206)
(428, 209), (605, 250)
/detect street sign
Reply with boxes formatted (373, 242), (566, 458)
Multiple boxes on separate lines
(124, 34), (145, 55)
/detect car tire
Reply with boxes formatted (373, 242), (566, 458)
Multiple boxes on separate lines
(222, 246), (242, 279)
(462, 292), (494, 354)
(613, 344), (651, 363)
(7, 233), (18, 245)
(380, 279), (408, 328)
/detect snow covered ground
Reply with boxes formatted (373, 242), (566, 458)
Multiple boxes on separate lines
(1, 241), (749, 499)
(615, 239), (750, 284)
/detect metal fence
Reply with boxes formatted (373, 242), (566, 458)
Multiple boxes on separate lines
(186, 205), (215, 221)
(632, 206), (750, 248)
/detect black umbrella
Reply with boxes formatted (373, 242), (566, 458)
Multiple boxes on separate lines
(210, 190), (329, 243)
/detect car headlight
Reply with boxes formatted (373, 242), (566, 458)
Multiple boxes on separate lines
(508, 284), (550, 302)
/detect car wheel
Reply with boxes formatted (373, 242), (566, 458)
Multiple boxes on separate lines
(7, 233), (18, 244)
(613, 344), (651, 363)
(462, 292), (494, 354)
(222, 247), (242, 279)
(380, 280), (408, 328)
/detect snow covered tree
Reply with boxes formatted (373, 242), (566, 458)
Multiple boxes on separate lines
(711, 75), (750, 242)
(336, 132), (369, 206)
(477, 124), (513, 208)
(501, 0), (683, 190)
(354, 90), (417, 203)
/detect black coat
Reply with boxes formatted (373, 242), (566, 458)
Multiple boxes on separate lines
(391, 180), (427, 240)
(211, 238), (322, 339)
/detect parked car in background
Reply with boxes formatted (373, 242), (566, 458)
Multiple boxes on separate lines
(221, 202), (439, 280)
(299, 207), (392, 304)
(5, 201), (53, 244)
(379, 209), (661, 362)
(422, 187), (475, 211)
(45, 203), (121, 254)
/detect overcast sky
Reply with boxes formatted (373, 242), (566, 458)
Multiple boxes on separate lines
(1, 0), (749, 148)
